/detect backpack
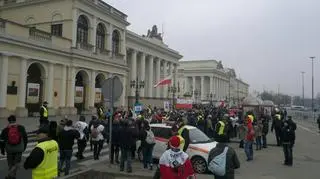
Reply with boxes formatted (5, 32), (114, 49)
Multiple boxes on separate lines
(91, 127), (99, 138)
(145, 130), (155, 144)
(208, 146), (228, 176)
(8, 125), (21, 145)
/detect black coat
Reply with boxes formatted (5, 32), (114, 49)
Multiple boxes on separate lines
(119, 125), (138, 149)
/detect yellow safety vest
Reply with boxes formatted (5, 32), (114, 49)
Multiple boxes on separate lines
(177, 126), (186, 150)
(32, 140), (59, 179)
(217, 121), (225, 135)
(41, 106), (48, 118)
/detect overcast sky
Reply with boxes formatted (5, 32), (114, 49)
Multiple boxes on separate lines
(105, 0), (320, 98)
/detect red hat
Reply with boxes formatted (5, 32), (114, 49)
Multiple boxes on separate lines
(169, 136), (180, 149)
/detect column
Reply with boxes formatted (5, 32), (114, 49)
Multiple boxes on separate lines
(209, 76), (213, 99)
(184, 77), (189, 94)
(0, 55), (8, 108)
(155, 58), (161, 98)
(163, 61), (168, 98)
(140, 53), (146, 97)
(130, 50), (137, 96)
(200, 76), (205, 101)
(107, 24), (113, 56)
(121, 75), (127, 107)
(148, 56), (154, 97)
(72, 8), (78, 47)
(192, 76), (196, 98)
(67, 66), (75, 107)
(91, 17), (97, 52)
(18, 58), (27, 107)
(60, 65), (67, 107)
(46, 63), (54, 107)
(217, 79), (220, 100)
(89, 71), (96, 108)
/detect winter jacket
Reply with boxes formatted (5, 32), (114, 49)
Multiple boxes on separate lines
(0, 124), (28, 154)
(119, 124), (138, 149)
(58, 126), (80, 150)
(245, 122), (254, 141)
(281, 120), (296, 144)
(208, 143), (240, 179)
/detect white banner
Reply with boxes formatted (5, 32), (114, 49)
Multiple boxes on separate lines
(27, 83), (40, 103)
(95, 88), (102, 103)
(176, 98), (193, 104)
(75, 86), (83, 103)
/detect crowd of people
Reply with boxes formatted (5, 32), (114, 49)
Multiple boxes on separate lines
(0, 100), (298, 179)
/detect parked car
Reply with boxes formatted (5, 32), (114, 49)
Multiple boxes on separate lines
(138, 123), (218, 174)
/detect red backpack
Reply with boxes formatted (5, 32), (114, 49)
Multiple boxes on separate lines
(8, 125), (21, 145)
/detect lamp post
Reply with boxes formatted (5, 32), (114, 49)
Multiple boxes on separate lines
(301, 71), (305, 108)
(310, 56), (315, 121)
(194, 90), (199, 104)
(210, 92), (213, 105)
(168, 85), (178, 109)
(130, 76), (144, 104)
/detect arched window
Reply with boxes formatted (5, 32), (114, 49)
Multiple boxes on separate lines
(112, 30), (120, 55)
(77, 15), (89, 44)
(96, 23), (105, 50)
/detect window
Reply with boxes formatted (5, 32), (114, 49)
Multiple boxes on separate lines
(77, 15), (89, 44)
(51, 24), (62, 36)
(96, 23), (105, 50)
(112, 30), (120, 55)
(189, 128), (211, 144)
(151, 127), (172, 139)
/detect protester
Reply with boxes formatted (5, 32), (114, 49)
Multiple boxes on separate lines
(110, 115), (121, 164)
(0, 115), (28, 179)
(24, 126), (58, 179)
(254, 120), (262, 150)
(317, 114), (320, 133)
(89, 115), (98, 151)
(90, 119), (105, 160)
(74, 116), (89, 160)
(140, 124), (156, 170)
(281, 116), (296, 166)
(119, 120), (138, 173)
(261, 116), (269, 148)
(244, 117), (254, 161)
(208, 133), (240, 179)
(159, 136), (195, 179)
(58, 120), (80, 176)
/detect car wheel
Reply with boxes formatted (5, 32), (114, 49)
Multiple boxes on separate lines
(191, 156), (207, 174)
(137, 147), (143, 162)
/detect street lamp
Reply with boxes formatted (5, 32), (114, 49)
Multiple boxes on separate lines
(130, 76), (144, 104)
(301, 71), (305, 108)
(194, 90), (199, 103)
(209, 92), (213, 105)
(310, 56), (316, 121)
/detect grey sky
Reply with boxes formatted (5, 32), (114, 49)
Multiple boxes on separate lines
(105, 0), (320, 98)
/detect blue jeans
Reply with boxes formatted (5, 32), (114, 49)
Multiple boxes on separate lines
(142, 145), (154, 168)
(59, 150), (73, 175)
(244, 140), (253, 160)
(256, 136), (262, 150)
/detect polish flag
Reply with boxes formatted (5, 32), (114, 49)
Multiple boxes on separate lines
(154, 75), (172, 88)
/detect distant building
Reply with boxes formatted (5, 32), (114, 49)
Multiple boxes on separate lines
(176, 60), (249, 105)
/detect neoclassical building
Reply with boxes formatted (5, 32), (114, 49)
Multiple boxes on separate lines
(177, 60), (249, 105)
(0, 0), (181, 118)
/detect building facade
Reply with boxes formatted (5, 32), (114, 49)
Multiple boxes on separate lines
(0, 0), (181, 118)
(177, 60), (249, 105)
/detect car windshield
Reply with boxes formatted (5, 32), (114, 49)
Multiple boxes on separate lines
(189, 128), (212, 144)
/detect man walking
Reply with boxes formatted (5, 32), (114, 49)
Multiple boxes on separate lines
(271, 114), (283, 146)
(39, 101), (49, 127)
(244, 117), (254, 161)
(74, 116), (89, 160)
(0, 115), (28, 179)
(58, 120), (80, 176)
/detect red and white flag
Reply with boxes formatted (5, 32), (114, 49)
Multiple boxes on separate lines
(154, 75), (172, 88)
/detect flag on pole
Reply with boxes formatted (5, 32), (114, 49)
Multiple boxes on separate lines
(154, 75), (172, 88)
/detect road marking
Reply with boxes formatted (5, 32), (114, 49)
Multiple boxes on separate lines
(297, 124), (319, 135)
